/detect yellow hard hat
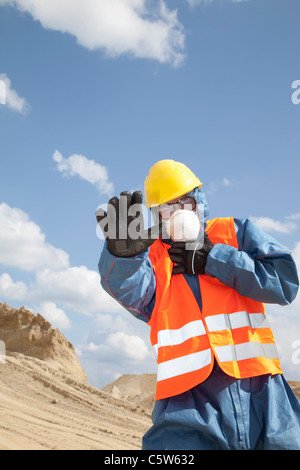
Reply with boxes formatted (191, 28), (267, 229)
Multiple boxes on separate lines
(144, 159), (202, 208)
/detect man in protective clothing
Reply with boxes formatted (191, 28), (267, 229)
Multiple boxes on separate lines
(97, 159), (300, 450)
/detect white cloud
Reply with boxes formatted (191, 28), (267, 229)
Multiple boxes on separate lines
(32, 265), (122, 315)
(94, 313), (128, 332)
(85, 332), (149, 362)
(286, 212), (300, 221)
(222, 177), (232, 187)
(249, 216), (298, 234)
(0, 0), (185, 67)
(53, 150), (114, 196)
(0, 78), (5, 104)
(0, 273), (28, 299)
(0, 264), (123, 322)
(38, 301), (71, 330)
(206, 177), (235, 194)
(77, 326), (155, 388)
(0, 73), (30, 114)
(107, 331), (149, 361)
(0, 203), (69, 272)
(0, 203), (121, 320)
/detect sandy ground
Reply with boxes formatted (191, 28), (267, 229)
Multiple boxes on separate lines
(0, 352), (152, 450)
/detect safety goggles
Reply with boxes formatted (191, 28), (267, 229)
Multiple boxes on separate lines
(159, 195), (197, 221)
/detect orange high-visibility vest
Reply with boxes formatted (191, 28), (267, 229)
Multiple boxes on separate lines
(148, 217), (283, 401)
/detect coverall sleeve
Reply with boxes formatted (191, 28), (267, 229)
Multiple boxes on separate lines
(98, 243), (156, 323)
(205, 218), (299, 305)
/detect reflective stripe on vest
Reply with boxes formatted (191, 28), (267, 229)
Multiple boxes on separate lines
(153, 311), (271, 356)
(205, 311), (270, 332)
(215, 342), (279, 363)
(148, 217), (283, 401)
(157, 349), (212, 382)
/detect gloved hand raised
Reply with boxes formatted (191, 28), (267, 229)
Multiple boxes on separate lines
(168, 232), (214, 275)
(96, 190), (161, 258)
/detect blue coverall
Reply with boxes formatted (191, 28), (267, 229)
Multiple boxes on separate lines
(99, 187), (300, 450)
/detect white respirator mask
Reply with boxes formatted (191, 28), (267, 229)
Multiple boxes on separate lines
(165, 209), (201, 242)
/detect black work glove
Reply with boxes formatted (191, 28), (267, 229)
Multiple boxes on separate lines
(168, 232), (214, 275)
(96, 190), (161, 257)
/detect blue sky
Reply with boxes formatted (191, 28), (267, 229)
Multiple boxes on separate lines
(0, 0), (300, 387)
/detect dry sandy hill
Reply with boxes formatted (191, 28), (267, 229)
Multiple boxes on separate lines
(0, 301), (299, 450)
(0, 302), (86, 381)
(0, 302), (152, 450)
(102, 373), (157, 413)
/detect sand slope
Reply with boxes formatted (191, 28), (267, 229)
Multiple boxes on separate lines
(0, 352), (152, 450)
